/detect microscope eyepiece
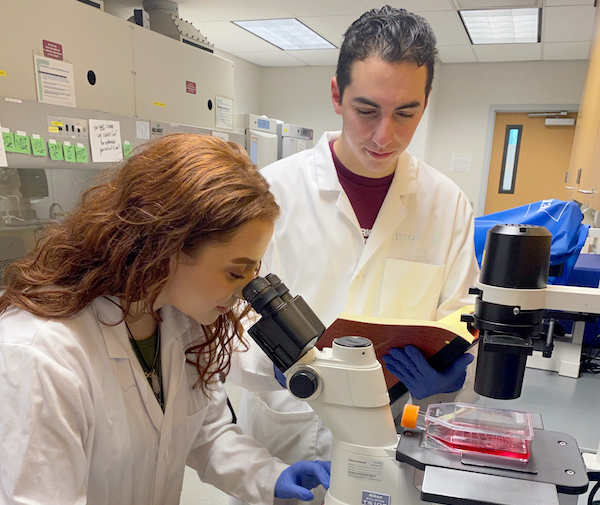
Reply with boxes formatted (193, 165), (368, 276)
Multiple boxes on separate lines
(242, 275), (326, 371)
(265, 273), (293, 301)
(242, 277), (281, 314)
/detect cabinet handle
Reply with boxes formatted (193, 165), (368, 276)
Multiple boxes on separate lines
(578, 189), (594, 194)
(564, 186), (575, 189)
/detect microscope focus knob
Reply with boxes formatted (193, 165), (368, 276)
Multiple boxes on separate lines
(289, 368), (320, 399)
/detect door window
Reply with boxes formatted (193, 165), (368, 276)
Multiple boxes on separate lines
(499, 125), (523, 194)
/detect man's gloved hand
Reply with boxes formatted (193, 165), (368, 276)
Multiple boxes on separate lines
(382, 345), (474, 400)
(274, 460), (331, 501)
(274, 364), (287, 388)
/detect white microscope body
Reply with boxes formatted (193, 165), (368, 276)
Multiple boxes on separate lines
(284, 338), (421, 505)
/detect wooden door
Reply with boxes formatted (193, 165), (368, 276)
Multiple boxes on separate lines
(484, 112), (577, 215)
(566, 8), (600, 207)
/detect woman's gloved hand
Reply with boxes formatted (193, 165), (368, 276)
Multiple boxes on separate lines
(274, 460), (331, 501)
(382, 345), (474, 400)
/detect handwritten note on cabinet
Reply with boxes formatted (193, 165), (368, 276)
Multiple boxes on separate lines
(89, 119), (123, 163)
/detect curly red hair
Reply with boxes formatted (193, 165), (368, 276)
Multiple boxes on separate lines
(0, 133), (279, 391)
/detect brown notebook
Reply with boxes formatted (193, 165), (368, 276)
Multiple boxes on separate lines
(316, 306), (479, 403)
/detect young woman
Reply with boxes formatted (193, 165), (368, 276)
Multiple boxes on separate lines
(0, 134), (329, 505)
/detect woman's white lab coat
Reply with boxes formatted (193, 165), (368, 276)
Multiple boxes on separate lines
(0, 297), (287, 505)
(230, 131), (480, 505)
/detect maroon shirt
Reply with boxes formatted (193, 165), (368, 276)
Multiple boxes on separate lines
(330, 140), (394, 241)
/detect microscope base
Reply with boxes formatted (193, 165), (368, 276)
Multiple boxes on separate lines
(325, 439), (423, 505)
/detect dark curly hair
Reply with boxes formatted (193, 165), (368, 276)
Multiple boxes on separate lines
(336, 5), (438, 102)
(0, 133), (280, 392)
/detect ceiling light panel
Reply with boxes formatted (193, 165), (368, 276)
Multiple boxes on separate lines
(233, 19), (335, 50)
(460, 8), (540, 45)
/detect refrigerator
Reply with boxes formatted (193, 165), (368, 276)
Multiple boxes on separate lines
(234, 114), (279, 169)
(277, 123), (314, 160)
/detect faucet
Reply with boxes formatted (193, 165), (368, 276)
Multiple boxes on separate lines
(0, 195), (22, 224)
(49, 202), (65, 221)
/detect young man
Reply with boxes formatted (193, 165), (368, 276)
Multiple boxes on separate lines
(230, 7), (480, 505)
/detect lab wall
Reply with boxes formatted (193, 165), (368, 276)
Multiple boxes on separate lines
(214, 49), (262, 116)
(429, 60), (587, 215)
(257, 60), (587, 215)
(259, 66), (342, 142)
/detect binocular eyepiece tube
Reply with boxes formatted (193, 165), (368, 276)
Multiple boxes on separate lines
(242, 274), (326, 372)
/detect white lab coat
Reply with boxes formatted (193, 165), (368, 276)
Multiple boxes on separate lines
(0, 297), (287, 505)
(229, 131), (480, 505)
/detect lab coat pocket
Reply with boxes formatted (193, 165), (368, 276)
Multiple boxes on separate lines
(249, 392), (321, 461)
(379, 258), (445, 320)
(184, 405), (210, 454)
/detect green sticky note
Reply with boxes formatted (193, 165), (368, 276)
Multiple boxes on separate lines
(63, 143), (76, 163)
(123, 141), (133, 158)
(2, 131), (17, 152)
(75, 144), (88, 163)
(31, 136), (47, 157)
(14, 133), (31, 154)
(48, 141), (64, 160)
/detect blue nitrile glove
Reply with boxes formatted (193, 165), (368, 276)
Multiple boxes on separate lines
(382, 345), (475, 400)
(274, 460), (331, 501)
(274, 364), (286, 388)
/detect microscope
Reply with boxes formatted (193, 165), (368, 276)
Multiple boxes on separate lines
(243, 275), (422, 505)
(462, 224), (600, 400)
(242, 224), (600, 505)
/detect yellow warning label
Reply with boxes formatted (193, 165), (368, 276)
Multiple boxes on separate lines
(153, 101), (166, 107)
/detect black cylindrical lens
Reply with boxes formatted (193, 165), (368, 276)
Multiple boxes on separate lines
(474, 336), (528, 399)
(481, 224), (551, 289)
(265, 273), (293, 302)
(243, 277), (282, 314)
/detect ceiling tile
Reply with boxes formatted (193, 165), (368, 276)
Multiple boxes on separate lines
(299, 15), (360, 48)
(543, 5), (596, 42)
(456, 0), (540, 7)
(361, 0), (454, 11)
(473, 42), (542, 61)
(273, 0), (367, 18)
(231, 51), (308, 67)
(177, 1), (225, 22)
(544, 0), (594, 6)
(287, 49), (340, 65)
(185, 0), (294, 21)
(195, 21), (281, 53)
(438, 45), (478, 62)
(418, 10), (472, 45)
(542, 41), (591, 59)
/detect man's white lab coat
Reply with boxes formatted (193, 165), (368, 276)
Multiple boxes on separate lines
(0, 297), (287, 505)
(230, 131), (480, 505)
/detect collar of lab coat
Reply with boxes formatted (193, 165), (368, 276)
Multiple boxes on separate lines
(314, 131), (419, 196)
(94, 297), (191, 360)
(94, 297), (192, 430)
